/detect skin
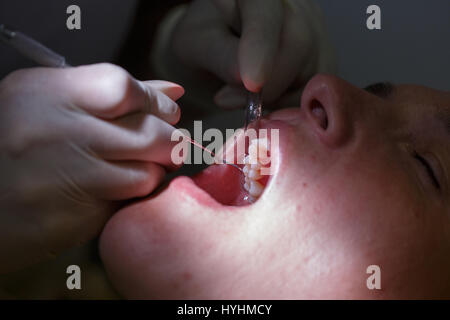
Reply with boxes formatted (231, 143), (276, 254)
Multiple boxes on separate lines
(99, 74), (450, 299)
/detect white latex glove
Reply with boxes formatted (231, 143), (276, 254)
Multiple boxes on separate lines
(168, 0), (335, 109)
(0, 63), (184, 273)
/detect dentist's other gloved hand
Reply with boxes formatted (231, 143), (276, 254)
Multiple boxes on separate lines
(0, 63), (184, 273)
(169, 0), (335, 109)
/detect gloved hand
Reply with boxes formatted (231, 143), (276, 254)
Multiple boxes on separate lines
(0, 63), (184, 273)
(165, 0), (335, 109)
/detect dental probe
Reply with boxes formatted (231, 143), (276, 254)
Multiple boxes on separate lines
(0, 24), (70, 68)
(244, 91), (262, 131)
(175, 129), (243, 172)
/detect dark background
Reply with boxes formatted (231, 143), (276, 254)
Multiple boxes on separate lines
(1, 0), (449, 90)
(316, 0), (450, 90)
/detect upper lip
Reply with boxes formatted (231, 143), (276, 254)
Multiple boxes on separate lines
(265, 107), (302, 124)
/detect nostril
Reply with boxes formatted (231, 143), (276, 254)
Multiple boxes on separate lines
(310, 99), (328, 130)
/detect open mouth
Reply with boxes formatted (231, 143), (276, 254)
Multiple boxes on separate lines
(189, 119), (285, 207)
(191, 141), (272, 206)
(159, 110), (296, 209)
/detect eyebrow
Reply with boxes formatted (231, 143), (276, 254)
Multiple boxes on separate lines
(364, 82), (394, 98)
(364, 82), (450, 137)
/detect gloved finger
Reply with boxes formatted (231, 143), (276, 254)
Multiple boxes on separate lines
(72, 159), (166, 201)
(211, 0), (241, 33)
(214, 85), (247, 109)
(61, 63), (182, 122)
(144, 80), (185, 101)
(173, 0), (241, 84)
(261, 5), (316, 105)
(238, 0), (284, 92)
(137, 81), (182, 125)
(78, 112), (182, 169)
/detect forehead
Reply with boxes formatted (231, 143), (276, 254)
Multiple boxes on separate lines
(388, 84), (450, 132)
(391, 84), (450, 110)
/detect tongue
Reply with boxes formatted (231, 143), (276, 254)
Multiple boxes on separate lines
(192, 164), (270, 206)
(192, 164), (249, 206)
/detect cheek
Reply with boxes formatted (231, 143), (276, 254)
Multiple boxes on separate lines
(274, 146), (420, 258)
(300, 155), (414, 240)
(279, 133), (414, 230)
(99, 195), (272, 298)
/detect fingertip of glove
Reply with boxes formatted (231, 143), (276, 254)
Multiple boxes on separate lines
(242, 75), (264, 93)
(143, 80), (185, 101)
(164, 84), (185, 101)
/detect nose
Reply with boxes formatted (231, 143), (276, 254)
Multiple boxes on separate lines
(301, 74), (359, 148)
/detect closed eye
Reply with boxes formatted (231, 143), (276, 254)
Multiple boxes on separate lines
(413, 151), (441, 189)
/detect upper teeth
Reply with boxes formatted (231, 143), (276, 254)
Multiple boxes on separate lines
(242, 138), (270, 201)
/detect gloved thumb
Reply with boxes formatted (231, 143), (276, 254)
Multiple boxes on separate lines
(239, 0), (284, 92)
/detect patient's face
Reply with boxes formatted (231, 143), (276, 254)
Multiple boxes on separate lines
(100, 75), (450, 299)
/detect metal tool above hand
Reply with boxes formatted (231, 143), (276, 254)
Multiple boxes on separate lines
(0, 24), (70, 68)
(244, 91), (262, 131)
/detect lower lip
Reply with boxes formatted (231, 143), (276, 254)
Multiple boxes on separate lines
(167, 175), (227, 208)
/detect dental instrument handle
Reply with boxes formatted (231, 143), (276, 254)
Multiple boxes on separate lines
(0, 24), (70, 68)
